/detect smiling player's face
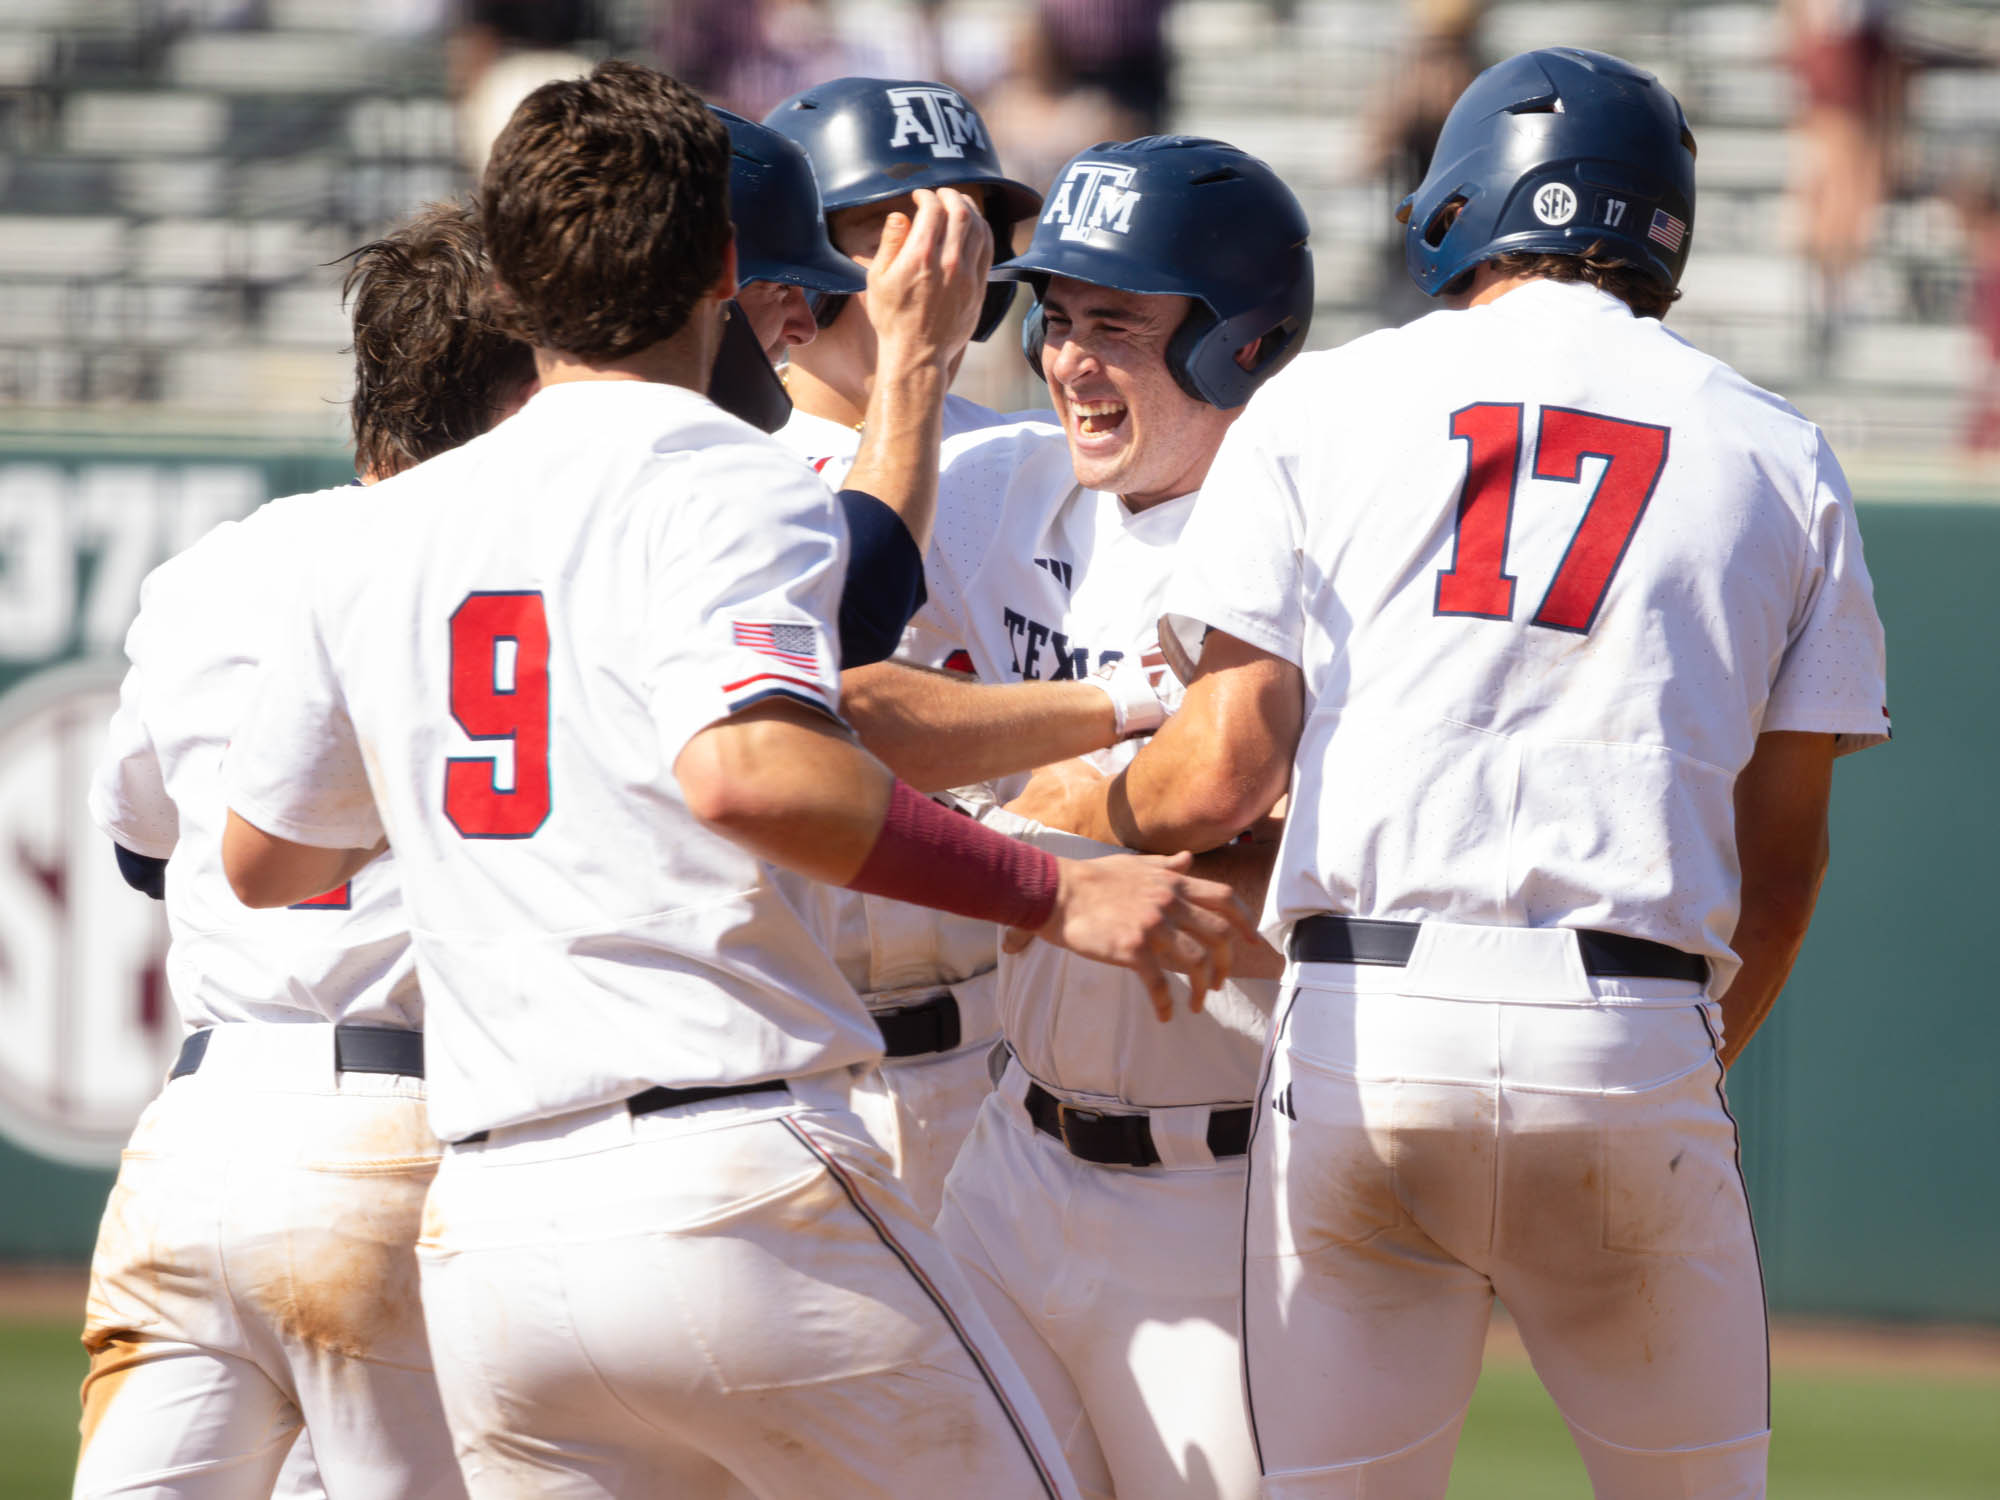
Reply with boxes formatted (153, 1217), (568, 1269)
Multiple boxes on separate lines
(1038, 277), (1240, 510)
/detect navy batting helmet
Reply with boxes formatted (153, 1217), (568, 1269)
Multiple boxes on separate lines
(1000, 136), (1314, 411)
(763, 77), (1042, 340)
(713, 107), (865, 298)
(1399, 48), (1697, 299)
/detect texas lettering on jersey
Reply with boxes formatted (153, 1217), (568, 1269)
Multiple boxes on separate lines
(1000, 605), (1124, 681)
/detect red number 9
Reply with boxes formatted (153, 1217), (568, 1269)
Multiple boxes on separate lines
(445, 591), (550, 839)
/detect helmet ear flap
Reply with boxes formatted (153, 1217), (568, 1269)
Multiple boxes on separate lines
(1163, 302), (1218, 405)
(1019, 298), (1047, 381)
(974, 281), (1016, 342)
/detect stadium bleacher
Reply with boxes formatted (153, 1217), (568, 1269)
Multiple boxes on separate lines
(0, 0), (1994, 459)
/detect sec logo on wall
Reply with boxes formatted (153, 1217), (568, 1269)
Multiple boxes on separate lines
(0, 657), (177, 1167)
(0, 458), (327, 1173)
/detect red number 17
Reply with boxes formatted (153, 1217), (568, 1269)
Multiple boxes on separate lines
(1434, 403), (1670, 634)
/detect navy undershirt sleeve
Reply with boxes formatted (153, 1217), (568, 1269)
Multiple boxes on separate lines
(836, 487), (927, 668)
(114, 842), (167, 901)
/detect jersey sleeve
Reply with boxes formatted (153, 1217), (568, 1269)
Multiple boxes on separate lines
(647, 443), (852, 760)
(834, 487), (925, 668)
(1763, 432), (1890, 755)
(88, 594), (178, 858)
(1162, 382), (1309, 671)
(225, 579), (386, 849)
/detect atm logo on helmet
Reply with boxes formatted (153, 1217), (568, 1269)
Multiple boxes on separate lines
(1041, 162), (1143, 242)
(886, 86), (988, 159)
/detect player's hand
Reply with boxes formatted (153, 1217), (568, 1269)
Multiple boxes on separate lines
(866, 187), (994, 368)
(1005, 851), (1260, 1021)
(1003, 757), (1108, 838)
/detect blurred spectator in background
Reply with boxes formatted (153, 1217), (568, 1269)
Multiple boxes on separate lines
(982, 11), (1144, 239)
(1954, 168), (2000, 456)
(1786, 0), (1908, 370)
(1362, 0), (1487, 325)
(451, 0), (605, 176)
(1034, 0), (1172, 134)
(657, 0), (887, 121)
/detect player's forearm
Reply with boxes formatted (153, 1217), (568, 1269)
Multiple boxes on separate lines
(1107, 719), (1288, 855)
(841, 661), (1118, 792)
(842, 347), (950, 554)
(1105, 638), (1302, 853)
(1716, 839), (1827, 1067)
(1187, 834), (1284, 980)
(1714, 730), (1837, 1066)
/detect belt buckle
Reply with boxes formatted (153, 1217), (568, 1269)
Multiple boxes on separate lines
(1057, 1105), (1103, 1152)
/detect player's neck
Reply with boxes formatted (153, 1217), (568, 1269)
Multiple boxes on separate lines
(785, 317), (875, 429)
(783, 360), (870, 430)
(1455, 267), (1551, 309)
(532, 306), (724, 395)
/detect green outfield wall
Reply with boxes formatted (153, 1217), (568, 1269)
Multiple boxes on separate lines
(0, 447), (1991, 1323)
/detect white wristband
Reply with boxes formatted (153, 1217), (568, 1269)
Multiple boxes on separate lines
(1087, 651), (1168, 739)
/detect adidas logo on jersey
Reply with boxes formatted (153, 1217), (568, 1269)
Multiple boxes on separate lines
(1033, 556), (1074, 591)
(1041, 162), (1142, 242)
(885, 86), (987, 159)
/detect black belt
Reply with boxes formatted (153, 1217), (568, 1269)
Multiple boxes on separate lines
(874, 992), (961, 1058)
(457, 1080), (788, 1146)
(1023, 1080), (1251, 1168)
(168, 1024), (425, 1081)
(1287, 914), (1708, 983)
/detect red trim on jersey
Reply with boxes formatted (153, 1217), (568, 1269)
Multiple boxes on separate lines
(722, 670), (830, 699)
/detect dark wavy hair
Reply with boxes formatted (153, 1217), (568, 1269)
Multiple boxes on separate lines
(1482, 243), (1680, 320)
(341, 200), (535, 478)
(481, 60), (732, 361)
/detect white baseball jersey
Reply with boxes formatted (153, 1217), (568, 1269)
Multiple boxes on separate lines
(914, 421), (1272, 1105)
(774, 392), (1027, 489)
(89, 488), (419, 1031)
(1168, 280), (1890, 993)
(226, 381), (882, 1141)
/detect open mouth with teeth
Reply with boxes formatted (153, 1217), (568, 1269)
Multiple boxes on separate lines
(1070, 398), (1129, 437)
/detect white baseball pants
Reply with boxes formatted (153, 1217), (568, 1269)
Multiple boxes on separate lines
(73, 1024), (462, 1500)
(850, 971), (1001, 1220)
(1246, 943), (1770, 1500)
(417, 1074), (1078, 1500)
(937, 1065), (1262, 1500)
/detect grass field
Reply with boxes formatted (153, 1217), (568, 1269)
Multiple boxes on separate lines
(5, 1315), (1995, 1498)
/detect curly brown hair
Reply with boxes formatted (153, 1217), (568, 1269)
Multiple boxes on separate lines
(481, 60), (732, 362)
(342, 200), (535, 479)
(1480, 243), (1679, 320)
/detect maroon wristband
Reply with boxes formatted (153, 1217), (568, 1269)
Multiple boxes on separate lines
(846, 781), (1060, 930)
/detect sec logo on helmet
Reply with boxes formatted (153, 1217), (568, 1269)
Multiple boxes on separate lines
(1533, 182), (1579, 226)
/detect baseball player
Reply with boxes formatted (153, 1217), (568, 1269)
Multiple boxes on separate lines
(764, 77), (1045, 484)
(714, 102), (997, 670)
(217, 63), (1251, 1499)
(887, 137), (1315, 1500)
(733, 79), (1046, 1214)
(1050, 50), (1889, 1498)
(78, 200), (534, 1500)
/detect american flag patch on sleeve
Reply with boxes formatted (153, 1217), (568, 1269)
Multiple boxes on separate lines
(732, 621), (820, 672)
(722, 619), (834, 716)
(1646, 208), (1687, 252)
